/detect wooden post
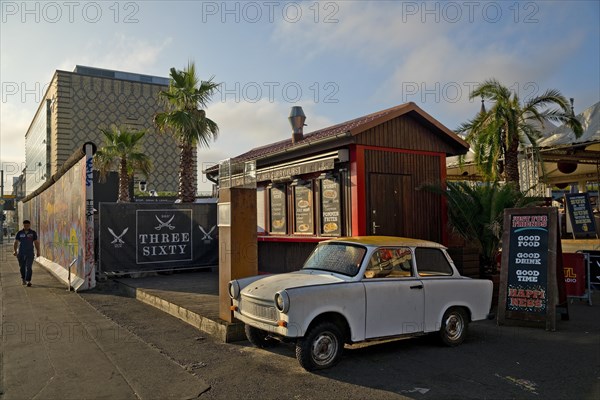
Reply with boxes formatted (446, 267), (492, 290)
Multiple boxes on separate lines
(218, 187), (257, 322)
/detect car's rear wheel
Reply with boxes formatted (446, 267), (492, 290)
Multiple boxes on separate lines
(439, 307), (468, 346)
(296, 322), (343, 371)
(245, 325), (278, 348)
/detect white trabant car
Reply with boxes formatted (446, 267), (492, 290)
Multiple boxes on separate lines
(228, 236), (493, 371)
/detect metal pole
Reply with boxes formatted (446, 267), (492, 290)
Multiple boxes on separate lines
(1, 170), (4, 244)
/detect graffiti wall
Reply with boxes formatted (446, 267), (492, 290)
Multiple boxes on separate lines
(43, 157), (86, 278)
(21, 145), (95, 290)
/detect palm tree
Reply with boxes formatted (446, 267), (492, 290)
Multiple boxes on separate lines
(154, 62), (220, 203)
(424, 181), (540, 274)
(458, 79), (583, 190)
(94, 126), (152, 202)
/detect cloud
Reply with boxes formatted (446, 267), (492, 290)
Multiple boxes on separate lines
(1, 33), (173, 189)
(206, 99), (333, 157)
(57, 34), (172, 74)
(272, 2), (589, 128)
(0, 102), (30, 163)
(195, 99), (334, 191)
(272, 2), (449, 63)
(0, 102), (30, 189)
(379, 31), (586, 124)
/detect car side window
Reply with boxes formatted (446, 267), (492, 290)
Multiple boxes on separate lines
(415, 248), (453, 276)
(364, 247), (413, 279)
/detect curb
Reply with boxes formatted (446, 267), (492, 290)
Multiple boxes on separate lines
(114, 280), (246, 343)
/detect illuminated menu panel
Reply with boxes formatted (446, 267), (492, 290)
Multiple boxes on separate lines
(294, 182), (313, 234)
(320, 177), (341, 236)
(270, 185), (287, 234)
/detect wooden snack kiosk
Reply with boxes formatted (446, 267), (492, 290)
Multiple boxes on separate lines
(206, 102), (469, 273)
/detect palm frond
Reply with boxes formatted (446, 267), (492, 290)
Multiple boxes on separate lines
(461, 79), (580, 187)
(93, 126), (152, 198)
(154, 62), (221, 202)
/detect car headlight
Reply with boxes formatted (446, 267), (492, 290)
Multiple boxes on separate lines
(274, 290), (290, 313)
(228, 280), (240, 300)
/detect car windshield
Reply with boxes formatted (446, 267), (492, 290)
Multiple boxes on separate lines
(302, 242), (367, 277)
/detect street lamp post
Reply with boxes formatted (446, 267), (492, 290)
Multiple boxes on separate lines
(0, 170), (4, 244)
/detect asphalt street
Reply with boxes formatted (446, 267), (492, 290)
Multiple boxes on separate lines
(80, 282), (600, 400)
(1, 239), (599, 399)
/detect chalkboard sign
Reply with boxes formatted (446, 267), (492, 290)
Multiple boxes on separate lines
(498, 207), (565, 331)
(294, 182), (314, 234)
(320, 177), (342, 236)
(565, 193), (598, 239)
(505, 214), (549, 314)
(270, 185), (287, 234)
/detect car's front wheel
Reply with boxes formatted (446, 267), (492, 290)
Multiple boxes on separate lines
(295, 322), (343, 371)
(439, 307), (468, 346)
(245, 325), (278, 348)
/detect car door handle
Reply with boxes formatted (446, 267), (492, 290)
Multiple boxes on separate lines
(410, 284), (423, 289)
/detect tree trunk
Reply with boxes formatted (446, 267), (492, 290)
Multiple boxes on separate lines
(504, 135), (520, 191)
(118, 158), (130, 202)
(179, 143), (197, 203)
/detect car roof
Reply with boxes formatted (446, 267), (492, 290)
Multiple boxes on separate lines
(326, 236), (447, 249)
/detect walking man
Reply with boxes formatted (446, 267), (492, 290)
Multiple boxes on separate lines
(13, 220), (40, 287)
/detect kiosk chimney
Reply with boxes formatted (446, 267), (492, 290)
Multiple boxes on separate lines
(289, 106), (306, 143)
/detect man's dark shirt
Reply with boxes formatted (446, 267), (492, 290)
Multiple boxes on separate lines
(15, 229), (38, 255)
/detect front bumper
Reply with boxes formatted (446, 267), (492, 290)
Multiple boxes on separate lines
(233, 296), (302, 338)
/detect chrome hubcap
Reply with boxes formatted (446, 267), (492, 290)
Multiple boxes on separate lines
(445, 314), (464, 340)
(311, 331), (338, 365)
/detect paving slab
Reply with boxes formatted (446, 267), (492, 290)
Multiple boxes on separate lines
(0, 244), (210, 399)
(114, 271), (245, 343)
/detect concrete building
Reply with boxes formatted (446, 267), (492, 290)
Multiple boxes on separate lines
(24, 65), (181, 195)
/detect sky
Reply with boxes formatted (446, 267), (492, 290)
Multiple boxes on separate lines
(1, 0), (599, 193)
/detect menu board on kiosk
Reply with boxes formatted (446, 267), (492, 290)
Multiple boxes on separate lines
(294, 182), (314, 234)
(269, 185), (287, 234)
(498, 207), (567, 331)
(320, 177), (341, 236)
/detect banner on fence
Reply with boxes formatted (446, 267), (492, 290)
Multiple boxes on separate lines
(99, 201), (218, 273)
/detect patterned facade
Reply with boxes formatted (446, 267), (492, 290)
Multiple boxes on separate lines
(25, 66), (180, 194)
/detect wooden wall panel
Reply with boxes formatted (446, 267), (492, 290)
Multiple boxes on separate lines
(258, 242), (318, 273)
(356, 113), (458, 154)
(364, 149), (444, 243)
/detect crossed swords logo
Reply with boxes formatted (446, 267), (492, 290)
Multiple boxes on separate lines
(109, 219), (215, 246)
(199, 225), (216, 241)
(108, 227), (128, 244)
(155, 215), (176, 231)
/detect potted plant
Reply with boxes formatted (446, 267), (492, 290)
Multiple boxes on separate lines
(424, 181), (540, 305)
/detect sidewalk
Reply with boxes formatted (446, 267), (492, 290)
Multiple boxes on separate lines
(113, 271), (245, 343)
(0, 244), (210, 399)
